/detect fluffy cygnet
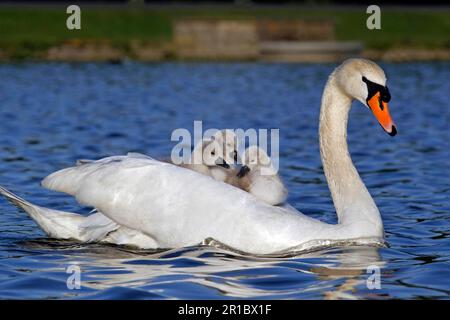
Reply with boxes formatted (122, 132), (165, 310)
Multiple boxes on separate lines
(178, 129), (238, 182)
(226, 146), (288, 206)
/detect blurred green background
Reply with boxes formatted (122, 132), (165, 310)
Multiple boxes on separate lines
(0, 3), (449, 60)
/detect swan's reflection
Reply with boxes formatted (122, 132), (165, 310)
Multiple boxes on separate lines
(24, 240), (386, 299)
(308, 247), (386, 300)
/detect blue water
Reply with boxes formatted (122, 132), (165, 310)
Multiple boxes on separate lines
(0, 62), (449, 299)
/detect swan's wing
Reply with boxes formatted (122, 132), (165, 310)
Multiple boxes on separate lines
(78, 211), (120, 241)
(76, 152), (154, 166)
(41, 153), (334, 253)
(280, 203), (298, 213)
(41, 155), (224, 248)
(43, 154), (164, 196)
(102, 226), (159, 249)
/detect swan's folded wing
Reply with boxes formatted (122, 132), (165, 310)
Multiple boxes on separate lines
(102, 226), (158, 249)
(78, 211), (120, 242)
(42, 154), (166, 197)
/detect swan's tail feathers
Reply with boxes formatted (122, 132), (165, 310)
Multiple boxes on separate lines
(0, 186), (120, 242)
(0, 186), (85, 240)
(0, 185), (30, 211)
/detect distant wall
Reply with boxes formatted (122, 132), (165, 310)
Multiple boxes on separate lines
(174, 20), (259, 59)
(173, 19), (343, 61)
(257, 19), (335, 41)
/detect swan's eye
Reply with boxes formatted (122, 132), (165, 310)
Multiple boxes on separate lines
(211, 151), (215, 156)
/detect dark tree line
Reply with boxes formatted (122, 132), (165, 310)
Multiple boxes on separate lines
(0, 0), (448, 6)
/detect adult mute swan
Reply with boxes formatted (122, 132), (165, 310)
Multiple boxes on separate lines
(0, 59), (396, 255)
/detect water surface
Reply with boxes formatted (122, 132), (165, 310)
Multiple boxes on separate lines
(0, 62), (449, 299)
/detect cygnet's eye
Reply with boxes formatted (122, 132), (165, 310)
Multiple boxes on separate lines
(211, 151), (215, 156)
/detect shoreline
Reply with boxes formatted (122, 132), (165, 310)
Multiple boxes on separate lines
(1, 43), (450, 63)
(1, 5), (449, 63)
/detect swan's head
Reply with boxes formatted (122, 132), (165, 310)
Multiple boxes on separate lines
(237, 146), (277, 177)
(335, 58), (397, 136)
(193, 129), (238, 169)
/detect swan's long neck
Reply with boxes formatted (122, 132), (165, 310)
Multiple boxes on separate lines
(319, 75), (383, 234)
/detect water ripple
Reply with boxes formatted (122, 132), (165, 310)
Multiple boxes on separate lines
(0, 62), (449, 299)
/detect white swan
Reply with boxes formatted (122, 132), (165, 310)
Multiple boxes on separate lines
(226, 145), (288, 206)
(0, 58), (397, 255)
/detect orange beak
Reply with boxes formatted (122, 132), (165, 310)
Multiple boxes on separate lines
(367, 92), (397, 136)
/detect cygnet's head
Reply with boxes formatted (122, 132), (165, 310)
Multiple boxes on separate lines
(237, 146), (288, 205)
(333, 58), (397, 136)
(211, 129), (239, 167)
(192, 129), (238, 169)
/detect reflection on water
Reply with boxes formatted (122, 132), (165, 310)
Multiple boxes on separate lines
(15, 240), (385, 299)
(0, 62), (449, 299)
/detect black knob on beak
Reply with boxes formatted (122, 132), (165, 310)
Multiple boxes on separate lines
(215, 157), (230, 169)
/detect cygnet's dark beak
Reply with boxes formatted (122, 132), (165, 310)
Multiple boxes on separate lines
(237, 165), (250, 178)
(215, 157), (230, 169)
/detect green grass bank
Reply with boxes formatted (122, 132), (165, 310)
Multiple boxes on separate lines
(0, 6), (449, 60)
